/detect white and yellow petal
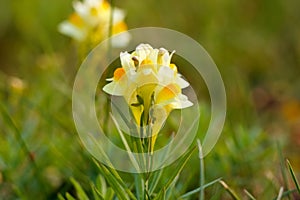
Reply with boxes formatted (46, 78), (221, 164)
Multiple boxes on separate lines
(120, 52), (135, 71)
(103, 67), (127, 95)
(176, 75), (190, 89)
(58, 20), (87, 41)
(157, 66), (176, 86)
(134, 44), (153, 62)
(169, 94), (193, 109)
(112, 8), (125, 24)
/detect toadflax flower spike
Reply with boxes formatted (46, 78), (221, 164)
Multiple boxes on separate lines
(103, 44), (193, 153)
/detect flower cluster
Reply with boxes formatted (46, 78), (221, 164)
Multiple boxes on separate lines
(103, 44), (193, 151)
(58, 0), (130, 47)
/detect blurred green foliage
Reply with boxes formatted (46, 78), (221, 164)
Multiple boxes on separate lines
(0, 0), (300, 199)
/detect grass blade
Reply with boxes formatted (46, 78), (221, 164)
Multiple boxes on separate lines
(243, 189), (256, 200)
(65, 193), (76, 200)
(164, 146), (196, 190)
(96, 163), (129, 200)
(105, 188), (115, 200)
(219, 180), (241, 200)
(277, 142), (290, 199)
(276, 187), (284, 200)
(181, 178), (222, 198)
(153, 187), (166, 200)
(272, 189), (297, 200)
(134, 174), (144, 200)
(91, 184), (105, 200)
(197, 139), (205, 200)
(148, 134), (174, 195)
(70, 177), (89, 200)
(286, 159), (300, 194)
(0, 103), (36, 164)
(110, 113), (140, 172)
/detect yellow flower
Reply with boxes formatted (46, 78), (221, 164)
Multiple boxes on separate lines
(103, 44), (193, 152)
(58, 0), (130, 47)
(8, 76), (27, 93)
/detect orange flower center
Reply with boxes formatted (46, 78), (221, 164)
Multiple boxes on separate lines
(69, 13), (84, 27)
(113, 68), (126, 81)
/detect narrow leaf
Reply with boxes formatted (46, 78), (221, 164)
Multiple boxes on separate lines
(181, 178), (222, 198)
(91, 184), (105, 200)
(57, 194), (66, 200)
(65, 193), (76, 200)
(134, 174), (144, 200)
(219, 180), (241, 200)
(104, 188), (115, 200)
(110, 113), (140, 172)
(287, 159), (300, 194)
(197, 140), (205, 200)
(149, 134), (174, 195)
(164, 146), (196, 190)
(277, 142), (290, 199)
(70, 177), (89, 200)
(276, 187), (284, 200)
(153, 187), (166, 200)
(96, 163), (129, 200)
(243, 189), (256, 200)
(95, 175), (107, 197)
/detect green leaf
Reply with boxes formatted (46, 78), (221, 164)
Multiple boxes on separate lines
(180, 178), (222, 198)
(134, 174), (144, 200)
(148, 135), (174, 195)
(91, 184), (105, 200)
(272, 189), (297, 200)
(96, 164), (128, 200)
(219, 180), (241, 200)
(104, 188), (115, 200)
(164, 146), (196, 190)
(197, 140), (205, 200)
(276, 187), (284, 200)
(287, 159), (300, 194)
(57, 194), (66, 200)
(70, 177), (89, 200)
(66, 193), (77, 200)
(153, 187), (166, 200)
(110, 113), (140, 172)
(243, 189), (256, 200)
(95, 161), (137, 200)
(95, 175), (107, 197)
(277, 142), (290, 199)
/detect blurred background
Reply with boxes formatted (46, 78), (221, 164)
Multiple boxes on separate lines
(0, 0), (299, 199)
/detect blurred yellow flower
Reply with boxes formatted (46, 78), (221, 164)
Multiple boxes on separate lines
(8, 76), (27, 93)
(103, 44), (193, 152)
(58, 0), (130, 47)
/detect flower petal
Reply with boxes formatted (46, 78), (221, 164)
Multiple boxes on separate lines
(120, 52), (135, 71)
(112, 8), (125, 24)
(111, 31), (131, 48)
(157, 66), (175, 85)
(58, 21), (86, 41)
(176, 75), (190, 88)
(135, 43), (153, 62)
(102, 81), (125, 95)
(170, 94), (193, 109)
